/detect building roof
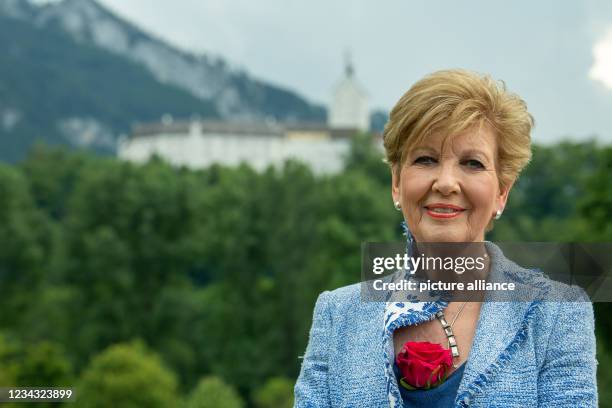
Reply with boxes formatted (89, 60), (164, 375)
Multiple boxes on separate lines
(130, 119), (361, 140)
(132, 119), (285, 138)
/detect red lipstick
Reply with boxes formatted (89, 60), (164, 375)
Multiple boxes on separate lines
(424, 203), (466, 219)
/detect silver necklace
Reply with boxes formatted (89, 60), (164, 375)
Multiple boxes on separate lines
(434, 296), (472, 367)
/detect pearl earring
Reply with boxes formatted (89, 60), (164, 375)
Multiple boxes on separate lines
(394, 201), (401, 211)
(494, 209), (503, 220)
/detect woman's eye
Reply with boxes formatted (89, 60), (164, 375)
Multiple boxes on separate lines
(463, 159), (485, 169)
(414, 156), (437, 165)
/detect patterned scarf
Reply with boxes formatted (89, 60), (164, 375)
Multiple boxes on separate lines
(381, 222), (448, 407)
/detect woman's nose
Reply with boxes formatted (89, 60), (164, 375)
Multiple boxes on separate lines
(432, 162), (460, 196)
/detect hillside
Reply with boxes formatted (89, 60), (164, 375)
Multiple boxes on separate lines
(0, 0), (326, 161)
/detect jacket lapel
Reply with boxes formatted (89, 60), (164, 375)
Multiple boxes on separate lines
(455, 299), (540, 405)
(454, 242), (550, 406)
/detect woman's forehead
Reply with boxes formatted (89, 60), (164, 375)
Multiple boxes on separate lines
(411, 127), (497, 156)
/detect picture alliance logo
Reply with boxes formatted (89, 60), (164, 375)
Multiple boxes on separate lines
(371, 278), (516, 292)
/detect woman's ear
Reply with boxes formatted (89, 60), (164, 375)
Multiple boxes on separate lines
(496, 180), (515, 213)
(391, 165), (401, 203)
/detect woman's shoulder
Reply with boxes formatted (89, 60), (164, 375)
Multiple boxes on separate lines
(500, 256), (593, 329)
(312, 282), (384, 324)
(506, 265), (595, 356)
(534, 281), (594, 328)
(488, 241), (593, 305)
(316, 281), (363, 304)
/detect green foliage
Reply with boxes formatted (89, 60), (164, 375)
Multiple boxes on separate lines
(76, 341), (179, 408)
(252, 377), (294, 408)
(0, 15), (218, 161)
(489, 141), (604, 241)
(185, 376), (244, 408)
(15, 341), (73, 387)
(343, 132), (391, 185)
(0, 164), (56, 329)
(19, 144), (89, 220)
(0, 334), (73, 408)
(579, 146), (612, 241)
(597, 337), (612, 407)
(0, 333), (20, 386)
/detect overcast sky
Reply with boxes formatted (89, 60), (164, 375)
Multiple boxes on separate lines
(86, 1), (612, 143)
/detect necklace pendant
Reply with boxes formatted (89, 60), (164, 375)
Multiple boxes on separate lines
(436, 300), (471, 363)
(436, 311), (461, 360)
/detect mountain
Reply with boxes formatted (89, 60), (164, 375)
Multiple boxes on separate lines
(0, 0), (326, 161)
(0, 12), (218, 161)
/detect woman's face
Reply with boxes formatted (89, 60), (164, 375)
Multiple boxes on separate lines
(391, 125), (512, 243)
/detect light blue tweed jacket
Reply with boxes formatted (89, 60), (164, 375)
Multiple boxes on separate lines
(294, 242), (598, 407)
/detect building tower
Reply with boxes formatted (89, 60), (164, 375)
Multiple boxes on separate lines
(329, 53), (370, 132)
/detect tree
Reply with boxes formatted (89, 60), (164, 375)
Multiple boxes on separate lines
(343, 132), (390, 186)
(0, 164), (55, 328)
(489, 141), (601, 241)
(252, 377), (294, 408)
(19, 144), (88, 221)
(597, 337), (612, 408)
(579, 146), (612, 240)
(76, 341), (179, 408)
(15, 341), (73, 387)
(185, 376), (243, 408)
(0, 335), (73, 408)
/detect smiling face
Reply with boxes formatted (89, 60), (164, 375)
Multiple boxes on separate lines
(392, 125), (512, 243)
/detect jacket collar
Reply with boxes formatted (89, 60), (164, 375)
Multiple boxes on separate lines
(381, 241), (551, 408)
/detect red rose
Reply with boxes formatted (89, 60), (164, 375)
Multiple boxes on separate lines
(396, 341), (453, 390)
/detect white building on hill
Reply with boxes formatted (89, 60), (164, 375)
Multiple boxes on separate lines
(118, 60), (372, 174)
(118, 119), (360, 174)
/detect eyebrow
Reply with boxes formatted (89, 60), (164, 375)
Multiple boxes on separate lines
(411, 146), (438, 155)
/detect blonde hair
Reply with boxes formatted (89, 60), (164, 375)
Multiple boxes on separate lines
(383, 69), (533, 189)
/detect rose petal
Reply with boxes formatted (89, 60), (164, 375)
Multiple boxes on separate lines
(395, 341), (455, 390)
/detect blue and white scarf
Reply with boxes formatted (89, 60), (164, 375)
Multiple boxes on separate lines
(381, 222), (448, 407)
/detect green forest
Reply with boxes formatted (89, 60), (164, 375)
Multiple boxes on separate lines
(0, 135), (610, 407)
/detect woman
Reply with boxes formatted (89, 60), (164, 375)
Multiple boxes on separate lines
(293, 69), (597, 407)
